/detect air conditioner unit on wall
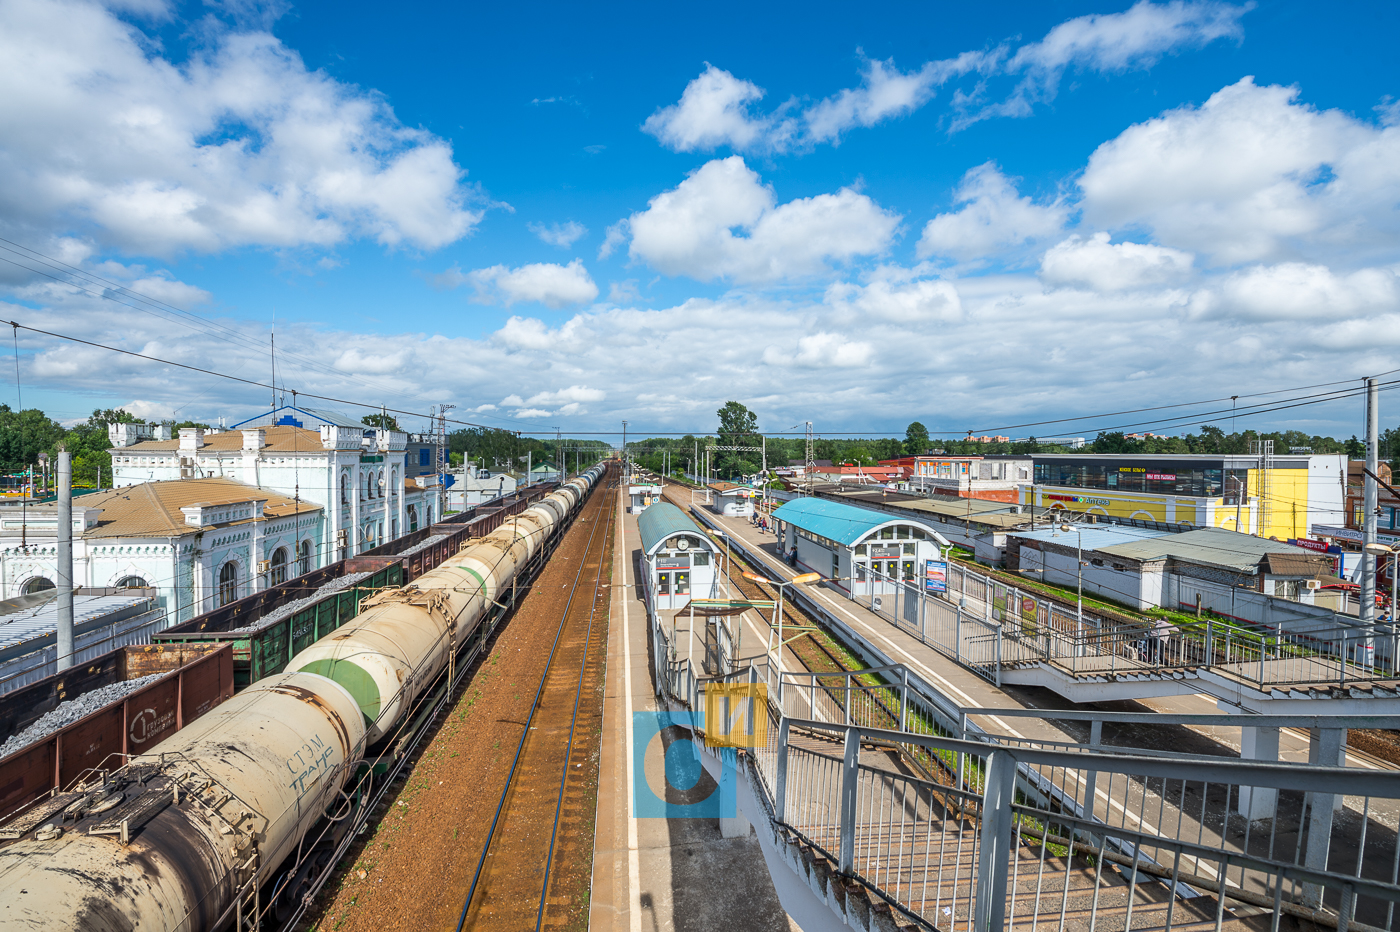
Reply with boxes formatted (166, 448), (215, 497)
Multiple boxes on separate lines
(257, 560), (271, 574)
(1306, 579), (1321, 590)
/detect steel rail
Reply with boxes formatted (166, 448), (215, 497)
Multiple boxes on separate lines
(455, 465), (616, 931)
(534, 469), (617, 928)
(269, 482), (589, 932)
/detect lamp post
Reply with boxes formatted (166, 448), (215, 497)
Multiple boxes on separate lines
(1059, 521), (1086, 656)
(1362, 541), (1396, 672)
(743, 570), (821, 706)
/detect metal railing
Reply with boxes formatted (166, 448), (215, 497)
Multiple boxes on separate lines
(763, 718), (1400, 932)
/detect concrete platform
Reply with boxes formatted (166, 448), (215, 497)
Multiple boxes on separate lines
(590, 485), (804, 932)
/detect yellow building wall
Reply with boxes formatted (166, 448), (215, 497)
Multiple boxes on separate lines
(1247, 467), (1309, 540)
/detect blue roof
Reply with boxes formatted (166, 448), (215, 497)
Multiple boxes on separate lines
(637, 503), (712, 555)
(772, 497), (912, 547)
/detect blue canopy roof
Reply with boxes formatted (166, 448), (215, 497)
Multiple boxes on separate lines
(772, 497), (909, 547)
(637, 503), (712, 556)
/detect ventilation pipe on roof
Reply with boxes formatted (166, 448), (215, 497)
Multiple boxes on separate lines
(56, 448), (74, 672)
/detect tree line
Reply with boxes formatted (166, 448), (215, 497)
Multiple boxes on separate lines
(623, 401), (1393, 482)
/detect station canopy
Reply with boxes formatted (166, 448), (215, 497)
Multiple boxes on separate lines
(772, 497), (923, 547)
(637, 502), (713, 557)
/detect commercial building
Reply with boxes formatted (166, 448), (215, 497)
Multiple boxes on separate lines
(771, 497), (943, 600)
(907, 455), (1032, 503)
(1024, 453), (1345, 539)
(109, 424), (437, 564)
(637, 503), (720, 612)
(0, 478), (323, 623)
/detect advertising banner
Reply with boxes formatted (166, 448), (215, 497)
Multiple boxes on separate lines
(925, 560), (948, 593)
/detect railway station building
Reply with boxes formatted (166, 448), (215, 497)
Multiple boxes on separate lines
(771, 497), (943, 600)
(637, 503), (720, 612)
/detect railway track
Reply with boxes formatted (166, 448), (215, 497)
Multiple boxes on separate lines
(457, 467), (617, 931)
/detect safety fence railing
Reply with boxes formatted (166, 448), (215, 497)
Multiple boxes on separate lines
(862, 558), (1400, 689)
(642, 562), (1400, 932)
(764, 717), (1400, 932)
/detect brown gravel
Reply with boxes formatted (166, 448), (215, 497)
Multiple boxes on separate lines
(304, 470), (615, 932)
(1348, 729), (1400, 767)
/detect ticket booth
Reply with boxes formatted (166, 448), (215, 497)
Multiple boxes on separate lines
(638, 502), (720, 612)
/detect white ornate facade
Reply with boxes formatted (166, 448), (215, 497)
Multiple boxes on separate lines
(109, 425), (438, 566)
(0, 479), (325, 623)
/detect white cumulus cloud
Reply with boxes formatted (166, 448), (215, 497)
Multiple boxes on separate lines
(1039, 233), (1194, 291)
(645, 3), (1249, 152)
(1211, 263), (1400, 320)
(918, 163), (1067, 262)
(763, 332), (875, 369)
(455, 260), (599, 309)
(825, 277), (963, 322)
(0, 0), (481, 255)
(1078, 77), (1394, 264)
(626, 156), (899, 283)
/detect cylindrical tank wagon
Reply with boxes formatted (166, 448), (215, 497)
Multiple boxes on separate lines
(0, 464), (607, 932)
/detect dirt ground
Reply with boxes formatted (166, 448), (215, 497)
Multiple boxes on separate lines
(304, 483), (613, 932)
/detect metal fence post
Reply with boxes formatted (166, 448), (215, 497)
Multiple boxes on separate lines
(995, 626), (1003, 688)
(1082, 719), (1102, 819)
(974, 749), (1017, 932)
(839, 726), (860, 874)
(845, 675), (853, 725)
(899, 667), (909, 733)
(956, 607), (963, 664)
(775, 717), (791, 823)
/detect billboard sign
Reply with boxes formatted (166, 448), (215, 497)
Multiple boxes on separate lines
(925, 560), (947, 593)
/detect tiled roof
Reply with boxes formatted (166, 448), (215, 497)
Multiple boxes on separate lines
(81, 478), (319, 538)
(1263, 552), (1335, 577)
(112, 425), (325, 454)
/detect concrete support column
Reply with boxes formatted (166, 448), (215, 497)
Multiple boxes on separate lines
(1302, 727), (1346, 906)
(1237, 725), (1280, 820)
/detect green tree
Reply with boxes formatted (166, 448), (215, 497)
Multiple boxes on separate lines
(61, 408), (138, 488)
(714, 401), (760, 478)
(1346, 435), (1365, 459)
(903, 422), (930, 455)
(362, 413), (401, 431)
(0, 405), (67, 475)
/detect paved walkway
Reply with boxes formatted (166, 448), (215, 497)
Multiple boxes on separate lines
(590, 487), (802, 932)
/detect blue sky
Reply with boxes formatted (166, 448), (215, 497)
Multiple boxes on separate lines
(1, 0), (1397, 439)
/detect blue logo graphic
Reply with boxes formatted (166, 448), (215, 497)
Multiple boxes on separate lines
(632, 710), (736, 819)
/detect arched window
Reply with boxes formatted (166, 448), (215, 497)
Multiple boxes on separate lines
(340, 474), (349, 507)
(22, 577), (55, 595)
(218, 562), (239, 606)
(408, 504), (418, 532)
(297, 539), (312, 576)
(116, 575), (147, 588)
(270, 547), (288, 586)
(376, 470), (384, 498)
(363, 472), (370, 501)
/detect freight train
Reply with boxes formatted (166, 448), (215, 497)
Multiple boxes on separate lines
(0, 463), (608, 932)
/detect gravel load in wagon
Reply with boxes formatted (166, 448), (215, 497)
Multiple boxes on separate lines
(230, 572), (374, 633)
(399, 534), (448, 557)
(0, 672), (166, 759)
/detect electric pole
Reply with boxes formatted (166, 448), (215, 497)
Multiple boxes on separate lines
(1363, 377), (1379, 650)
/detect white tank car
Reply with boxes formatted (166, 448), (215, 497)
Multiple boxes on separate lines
(0, 463), (606, 932)
(286, 465), (604, 743)
(0, 672), (365, 932)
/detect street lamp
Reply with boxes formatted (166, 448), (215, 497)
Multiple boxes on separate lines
(1362, 541), (1397, 672)
(1058, 522), (1084, 629)
(742, 570), (821, 701)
